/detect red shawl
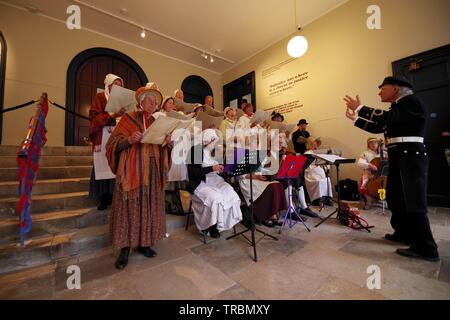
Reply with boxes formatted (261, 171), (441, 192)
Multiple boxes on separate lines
(106, 111), (171, 197)
(89, 92), (116, 149)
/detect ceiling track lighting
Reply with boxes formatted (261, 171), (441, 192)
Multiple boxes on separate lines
(72, 0), (235, 64)
(140, 28), (146, 38)
(200, 52), (214, 63)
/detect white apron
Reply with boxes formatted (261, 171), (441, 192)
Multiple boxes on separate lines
(304, 151), (332, 202)
(192, 148), (242, 232)
(93, 126), (115, 180)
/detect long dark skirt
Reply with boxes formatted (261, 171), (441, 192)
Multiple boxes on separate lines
(88, 168), (114, 201)
(253, 183), (287, 222)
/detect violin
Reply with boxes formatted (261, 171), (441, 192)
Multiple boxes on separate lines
(367, 140), (388, 200)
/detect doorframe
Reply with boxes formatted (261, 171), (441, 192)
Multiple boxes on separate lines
(392, 44), (450, 207)
(223, 71), (256, 109)
(0, 32), (7, 144)
(65, 47), (148, 146)
(181, 75), (213, 104)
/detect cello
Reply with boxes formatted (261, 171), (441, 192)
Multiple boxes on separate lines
(367, 140), (388, 200)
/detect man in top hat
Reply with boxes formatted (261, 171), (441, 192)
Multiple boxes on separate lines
(292, 119), (310, 154)
(344, 76), (439, 261)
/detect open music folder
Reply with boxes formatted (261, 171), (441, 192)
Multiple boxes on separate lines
(105, 84), (137, 113)
(313, 154), (355, 164)
(141, 116), (195, 145)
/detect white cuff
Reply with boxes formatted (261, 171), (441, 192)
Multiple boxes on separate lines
(355, 105), (363, 114)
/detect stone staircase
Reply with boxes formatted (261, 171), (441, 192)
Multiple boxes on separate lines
(0, 145), (187, 288)
(0, 146), (108, 276)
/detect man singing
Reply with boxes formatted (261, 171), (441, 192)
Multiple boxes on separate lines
(344, 76), (439, 262)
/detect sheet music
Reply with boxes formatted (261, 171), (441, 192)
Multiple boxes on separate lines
(166, 110), (195, 120)
(268, 120), (295, 132)
(314, 154), (346, 163)
(250, 110), (271, 125)
(196, 110), (223, 130)
(105, 85), (136, 113)
(93, 127), (115, 180)
(205, 105), (224, 117)
(174, 98), (199, 114)
(141, 116), (195, 145)
(235, 109), (245, 120)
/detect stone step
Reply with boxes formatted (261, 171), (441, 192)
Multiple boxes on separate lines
(0, 165), (92, 181)
(0, 178), (90, 197)
(0, 145), (92, 156)
(0, 155), (93, 168)
(0, 215), (187, 276)
(0, 192), (96, 218)
(0, 207), (109, 242)
(0, 225), (110, 275)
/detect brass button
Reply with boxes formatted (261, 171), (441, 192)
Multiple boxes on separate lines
(404, 150), (408, 154)
(416, 152), (419, 155)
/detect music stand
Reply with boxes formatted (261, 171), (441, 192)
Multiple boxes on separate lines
(225, 149), (278, 262)
(312, 155), (372, 231)
(276, 155), (311, 234)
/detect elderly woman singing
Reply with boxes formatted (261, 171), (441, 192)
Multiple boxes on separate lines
(106, 84), (172, 270)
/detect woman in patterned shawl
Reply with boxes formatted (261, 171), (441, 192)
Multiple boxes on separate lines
(106, 84), (172, 270)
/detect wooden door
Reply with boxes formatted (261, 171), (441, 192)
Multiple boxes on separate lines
(73, 57), (143, 146)
(393, 44), (450, 207)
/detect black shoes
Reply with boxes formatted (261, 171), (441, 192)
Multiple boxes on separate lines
(97, 194), (110, 211)
(396, 248), (440, 262)
(324, 197), (334, 206)
(115, 247), (130, 270)
(137, 246), (157, 258)
(208, 225), (221, 238)
(385, 233), (411, 245)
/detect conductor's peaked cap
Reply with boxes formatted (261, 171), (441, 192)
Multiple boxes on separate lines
(378, 76), (413, 89)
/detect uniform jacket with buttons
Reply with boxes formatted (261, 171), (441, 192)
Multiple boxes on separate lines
(354, 94), (426, 139)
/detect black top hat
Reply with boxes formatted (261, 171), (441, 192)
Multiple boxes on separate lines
(378, 76), (413, 89)
(297, 119), (308, 125)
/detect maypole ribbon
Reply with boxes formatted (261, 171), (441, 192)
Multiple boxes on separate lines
(17, 93), (48, 247)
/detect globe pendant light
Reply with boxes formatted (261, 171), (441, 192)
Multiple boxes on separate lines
(287, 0), (308, 58)
(287, 35), (308, 58)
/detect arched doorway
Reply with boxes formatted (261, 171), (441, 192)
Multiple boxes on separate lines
(0, 32), (7, 144)
(181, 75), (213, 104)
(66, 48), (148, 146)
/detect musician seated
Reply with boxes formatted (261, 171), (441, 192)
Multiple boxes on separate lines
(186, 129), (242, 238)
(304, 137), (333, 206)
(358, 137), (381, 210)
(238, 148), (287, 227)
(238, 167), (287, 228)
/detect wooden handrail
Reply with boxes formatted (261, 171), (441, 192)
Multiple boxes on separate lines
(18, 93), (48, 157)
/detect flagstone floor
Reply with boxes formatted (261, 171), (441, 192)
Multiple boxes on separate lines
(1, 206), (450, 300)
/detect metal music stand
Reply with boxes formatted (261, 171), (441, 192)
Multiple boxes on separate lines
(225, 149), (278, 262)
(312, 155), (362, 229)
(276, 155), (311, 234)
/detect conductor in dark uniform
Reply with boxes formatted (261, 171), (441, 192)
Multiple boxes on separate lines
(344, 76), (439, 261)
